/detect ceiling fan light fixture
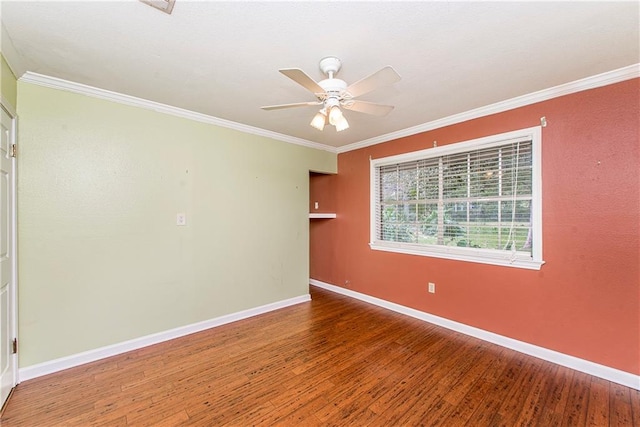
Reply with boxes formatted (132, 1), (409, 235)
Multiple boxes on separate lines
(310, 109), (327, 131)
(328, 105), (343, 126)
(263, 57), (401, 134)
(335, 115), (349, 132)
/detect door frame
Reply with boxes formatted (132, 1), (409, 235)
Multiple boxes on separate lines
(0, 95), (18, 408)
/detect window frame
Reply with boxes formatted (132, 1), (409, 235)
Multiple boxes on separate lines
(370, 126), (544, 270)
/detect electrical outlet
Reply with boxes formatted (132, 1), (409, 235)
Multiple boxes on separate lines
(314, 201), (319, 210)
(428, 282), (435, 293)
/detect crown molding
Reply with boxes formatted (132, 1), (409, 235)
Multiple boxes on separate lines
(338, 63), (640, 154)
(18, 72), (337, 153)
(17, 63), (638, 156)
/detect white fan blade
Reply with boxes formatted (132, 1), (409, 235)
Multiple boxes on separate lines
(279, 69), (325, 94)
(261, 101), (321, 111)
(343, 100), (394, 116)
(346, 66), (401, 98)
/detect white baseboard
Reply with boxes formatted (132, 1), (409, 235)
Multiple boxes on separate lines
(310, 279), (640, 390)
(19, 294), (311, 382)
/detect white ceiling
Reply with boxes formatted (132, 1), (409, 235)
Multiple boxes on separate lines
(1, 1), (638, 149)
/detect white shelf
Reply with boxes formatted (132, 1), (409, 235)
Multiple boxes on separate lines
(309, 213), (337, 219)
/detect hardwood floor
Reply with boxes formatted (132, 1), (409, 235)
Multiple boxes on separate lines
(2, 286), (639, 426)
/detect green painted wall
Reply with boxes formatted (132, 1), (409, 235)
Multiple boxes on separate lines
(17, 82), (336, 367)
(1, 54), (17, 109)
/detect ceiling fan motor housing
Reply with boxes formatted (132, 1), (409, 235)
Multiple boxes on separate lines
(318, 56), (347, 102)
(318, 78), (347, 97)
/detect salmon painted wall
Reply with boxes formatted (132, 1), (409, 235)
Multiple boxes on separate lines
(310, 78), (640, 375)
(309, 172), (338, 280)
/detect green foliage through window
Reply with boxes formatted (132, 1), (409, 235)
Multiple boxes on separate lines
(375, 141), (533, 255)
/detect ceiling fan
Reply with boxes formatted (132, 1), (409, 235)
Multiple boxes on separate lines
(261, 57), (401, 132)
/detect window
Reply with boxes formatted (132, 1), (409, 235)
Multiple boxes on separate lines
(370, 127), (543, 269)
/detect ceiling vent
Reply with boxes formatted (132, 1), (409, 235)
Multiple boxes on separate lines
(139, 0), (175, 15)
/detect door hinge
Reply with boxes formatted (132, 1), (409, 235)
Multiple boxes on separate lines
(11, 338), (17, 354)
(10, 144), (17, 158)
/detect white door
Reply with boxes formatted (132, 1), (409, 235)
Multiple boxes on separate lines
(0, 104), (16, 410)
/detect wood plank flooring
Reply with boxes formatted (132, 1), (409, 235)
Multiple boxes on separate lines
(2, 286), (639, 426)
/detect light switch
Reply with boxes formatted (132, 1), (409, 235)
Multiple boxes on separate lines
(176, 213), (186, 226)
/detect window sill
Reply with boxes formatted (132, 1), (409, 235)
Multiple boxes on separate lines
(370, 242), (544, 270)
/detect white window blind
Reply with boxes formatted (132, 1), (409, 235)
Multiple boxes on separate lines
(370, 127), (544, 269)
